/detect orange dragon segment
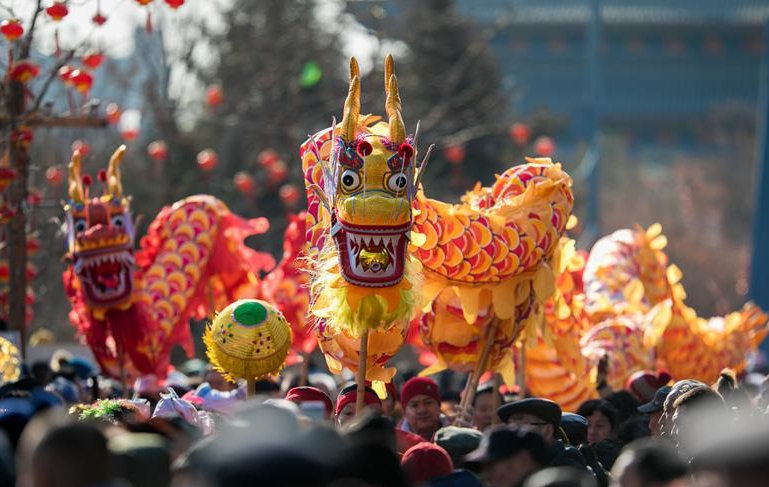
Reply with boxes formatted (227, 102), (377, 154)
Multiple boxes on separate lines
(414, 160), (575, 385)
(64, 146), (275, 379)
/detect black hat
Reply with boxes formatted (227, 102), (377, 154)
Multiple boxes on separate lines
(496, 398), (562, 428)
(463, 426), (550, 466)
(559, 413), (588, 446)
(637, 386), (672, 414)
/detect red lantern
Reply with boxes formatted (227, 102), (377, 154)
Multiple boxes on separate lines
(0, 262), (8, 282)
(197, 149), (218, 172)
(46, 166), (64, 186)
(27, 237), (40, 256)
(105, 103), (121, 125)
(10, 60), (39, 83)
(444, 145), (466, 165)
(26, 263), (38, 280)
(58, 65), (75, 85)
(533, 136), (555, 157)
(70, 69), (94, 94)
(82, 52), (105, 69)
(205, 85), (223, 107)
(0, 167), (17, 192)
(92, 11), (107, 26)
(119, 109), (141, 141)
(26, 190), (42, 206)
(234, 172), (254, 195)
(147, 140), (168, 161)
(135, 0), (154, 4)
(0, 205), (14, 224)
(1, 19), (24, 41)
(267, 160), (287, 184)
(279, 184), (300, 206)
(11, 128), (33, 147)
(71, 140), (91, 156)
(45, 2), (69, 21)
(258, 149), (279, 168)
(165, 0), (185, 8)
(509, 122), (531, 146)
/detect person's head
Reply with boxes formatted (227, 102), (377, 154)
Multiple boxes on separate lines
(625, 370), (671, 405)
(31, 362), (53, 386)
(559, 413), (588, 446)
(32, 423), (111, 487)
(335, 384), (381, 428)
(434, 426), (482, 466)
(285, 386), (333, 420)
(204, 368), (236, 392)
(382, 380), (398, 417)
(671, 385), (724, 455)
(472, 382), (500, 432)
(522, 466), (598, 487)
(400, 442), (454, 485)
(401, 377), (442, 440)
(497, 398), (561, 444)
(576, 399), (618, 445)
(465, 426), (550, 487)
(637, 386), (671, 439)
(611, 438), (688, 487)
(660, 379), (705, 442)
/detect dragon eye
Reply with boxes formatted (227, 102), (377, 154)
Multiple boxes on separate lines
(111, 215), (126, 228)
(340, 169), (361, 191)
(73, 219), (87, 233)
(387, 173), (409, 194)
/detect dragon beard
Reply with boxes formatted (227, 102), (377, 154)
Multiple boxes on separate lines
(309, 236), (421, 338)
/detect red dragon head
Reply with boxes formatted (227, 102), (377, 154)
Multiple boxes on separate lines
(65, 146), (135, 310)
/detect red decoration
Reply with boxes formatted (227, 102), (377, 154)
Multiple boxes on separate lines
(70, 69), (94, 94)
(92, 12), (107, 26)
(72, 140), (91, 156)
(1, 19), (24, 41)
(509, 122), (531, 145)
(0, 263), (8, 282)
(0, 167), (17, 192)
(147, 140), (168, 161)
(0, 205), (14, 224)
(205, 85), (223, 107)
(164, 0), (185, 8)
(197, 149), (218, 172)
(258, 149), (279, 168)
(105, 103), (121, 125)
(27, 237), (41, 256)
(26, 190), (42, 206)
(267, 160), (288, 184)
(10, 60), (39, 83)
(46, 166), (64, 186)
(135, 0), (154, 4)
(45, 2), (69, 21)
(444, 145), (466, 165)
(233, 172), (254, 195)
(533, 136), (555, 157)
(58, 65), (75, 85)
(279, 184), (300, 206)
(82, 52), (105, 69)
(11, 128), (33, 147)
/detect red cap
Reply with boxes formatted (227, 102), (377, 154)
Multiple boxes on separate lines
(400, 442), (454, 484)
(335, 388), (381, 416)
(626, 369), (672, 404)
(401, 377), (441, 409)
(286, 386), (333, 419)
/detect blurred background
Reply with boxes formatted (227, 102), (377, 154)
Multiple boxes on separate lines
(5, 0), (769, 347)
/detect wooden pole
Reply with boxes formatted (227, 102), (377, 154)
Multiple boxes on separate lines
(247, 377), (255, 398)
(355, 329), (370, 415)
(516, 341), (527, 399)
(491, 373), (502, 425)
(454, 318), (498, 425)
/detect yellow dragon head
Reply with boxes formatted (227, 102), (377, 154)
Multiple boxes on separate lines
(305, 55), (421, 336)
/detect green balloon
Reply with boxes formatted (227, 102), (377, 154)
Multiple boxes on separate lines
(300, 61), (322, 88)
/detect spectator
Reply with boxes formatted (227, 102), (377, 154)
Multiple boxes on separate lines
(636, 386), (671, 438)
(400, 377), (446, 440)
(434, 425), (482, 466)
(523, 467), (598, 487)
(497, 398), (589, 471)
(285, 386), (333, 420)
(401, 442), (454, 485)
(671, 385), (725, 460)
(611, 438), (688, 487)
(472, 382), (500, 432)
(576, 400), (618, 445)
(464, 426), (550, 487)
(559, 413), (588, 446)
(335, 384), (381, 428)
(659, 379), (706, 443)
(31, 423), (113, 487)
(625, 370), (671, 405)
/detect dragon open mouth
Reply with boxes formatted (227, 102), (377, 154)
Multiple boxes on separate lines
(74, 250), (134, 306)
(333, 220), (409, 287)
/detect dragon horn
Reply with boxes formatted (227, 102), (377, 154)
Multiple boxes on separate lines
(107, 145), (126, 199)
(340, 57), (361, 142)
(384, 54), (406, 143)
(68, 149), (84, 203)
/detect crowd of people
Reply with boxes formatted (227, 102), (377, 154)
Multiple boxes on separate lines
(2, 351), (769, 487)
